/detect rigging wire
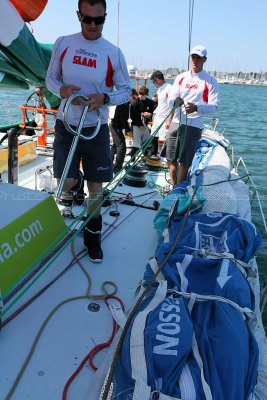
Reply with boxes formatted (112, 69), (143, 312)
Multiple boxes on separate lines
(0, 102), (179, 320)
(2, 189), (160, 399)
(100, 189), (198, 399)
(188, 0), (195, 68)
(1, 189), (159, 327)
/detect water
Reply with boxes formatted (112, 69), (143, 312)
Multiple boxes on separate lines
(0, 90), (33, 126)
(1, 83), (267, 328)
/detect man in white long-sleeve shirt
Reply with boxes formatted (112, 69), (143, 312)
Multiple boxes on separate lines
(46, 0), (131, 262)
(166, 45), (219, 184)
(150, 70), (179, 155)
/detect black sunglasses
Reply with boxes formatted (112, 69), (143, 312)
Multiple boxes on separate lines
(191, 54), (202, 60)
(79, 12), (107, 25)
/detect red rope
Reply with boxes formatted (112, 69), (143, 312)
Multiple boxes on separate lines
(62, 295), (124, 400)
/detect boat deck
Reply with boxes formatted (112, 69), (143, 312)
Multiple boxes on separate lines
(0, 154), (167, 399)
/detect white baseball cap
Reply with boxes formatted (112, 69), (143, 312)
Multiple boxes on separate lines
(190, 45), (207, 58)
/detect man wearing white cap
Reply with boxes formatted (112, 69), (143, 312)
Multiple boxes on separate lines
(165, 45), (219, 184)
(150, 70), (179, 155)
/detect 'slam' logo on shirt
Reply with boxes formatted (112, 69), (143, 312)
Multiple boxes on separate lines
(73, 56), (96, 68)
(185, 83), (198, 89)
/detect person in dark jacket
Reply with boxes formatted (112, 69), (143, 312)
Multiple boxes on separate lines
(138, 85), (155, 126)
(138, 85), (157, 155)
(129, 88), (153, 159)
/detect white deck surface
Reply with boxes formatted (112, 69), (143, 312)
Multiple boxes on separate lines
(0, 155), (166, 399)
(2, 141), (266, 400)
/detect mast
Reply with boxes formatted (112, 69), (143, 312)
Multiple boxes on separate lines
(117, 0), (120, 47)
(188, 0), (195, 69)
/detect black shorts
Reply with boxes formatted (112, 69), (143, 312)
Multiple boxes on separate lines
(53, 119), (112, 182)
(162, 124), (202, 167)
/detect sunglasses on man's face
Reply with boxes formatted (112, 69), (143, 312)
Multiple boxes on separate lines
(79, 12), (107, 25)
(191, 54), (203, 60)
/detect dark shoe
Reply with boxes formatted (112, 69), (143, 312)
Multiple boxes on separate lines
(83, 215), (103, 262)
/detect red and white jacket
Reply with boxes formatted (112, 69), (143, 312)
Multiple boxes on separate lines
(154, 82), (173, 118)
(46, 33), (131, 127)
(168, 70), (219, 129)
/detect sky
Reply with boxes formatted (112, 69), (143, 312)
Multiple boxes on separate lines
(30, 0), (267, 73)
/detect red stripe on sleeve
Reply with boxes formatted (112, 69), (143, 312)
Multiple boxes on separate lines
(203, 81), (209, 103)
(106, 56), (114, 87)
